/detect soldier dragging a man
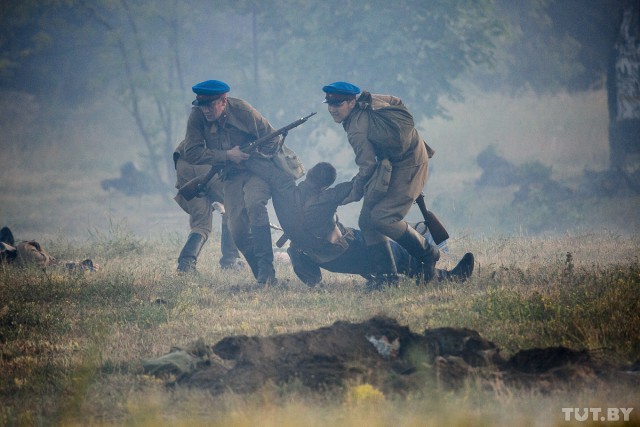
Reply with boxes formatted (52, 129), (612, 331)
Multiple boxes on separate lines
(173, 79), (475, 288)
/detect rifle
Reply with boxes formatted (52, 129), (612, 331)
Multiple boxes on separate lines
(177, 112), (317, 201)
(415, 193), (449, 245)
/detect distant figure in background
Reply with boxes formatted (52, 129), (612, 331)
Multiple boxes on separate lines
(322, 81), (440, 287)
(101, 162), (163, 196)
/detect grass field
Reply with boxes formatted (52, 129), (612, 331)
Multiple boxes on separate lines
(0, 229), (639, 426)
(1, 89), (639, 425)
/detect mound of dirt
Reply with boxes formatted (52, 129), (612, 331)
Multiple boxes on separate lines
(141, 316), (638, 396)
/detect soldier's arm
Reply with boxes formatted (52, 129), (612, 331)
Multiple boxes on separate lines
(313, 181), (354, 214)
(329, 181), (354, 206)
(345, 116), (377, 202)
(251, 108), (278, 142)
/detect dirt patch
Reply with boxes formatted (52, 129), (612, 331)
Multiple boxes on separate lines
(141, 316), (639, 396)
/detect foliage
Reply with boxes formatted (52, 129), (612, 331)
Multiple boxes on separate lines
(0, 1), (54, 81)
(246, 0), (504, 118)
(2, 0), (497, 184)
(471, 258), (640, 356)
(475, 0), (623, 93)
(0, 0), (626, 183)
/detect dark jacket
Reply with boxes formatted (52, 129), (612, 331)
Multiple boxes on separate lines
(289, 180), (353, 264)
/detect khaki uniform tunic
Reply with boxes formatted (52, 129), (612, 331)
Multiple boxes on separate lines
(290, 180), (353, 264)
(174, 98), (279, 255)
(342, 93), (429, 244)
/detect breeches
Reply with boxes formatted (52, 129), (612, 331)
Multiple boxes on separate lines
(242, 156), (300, 239)
(174, 159), (225, 239)
(359, 161), (428, 244)
(223, 170), (271, 254)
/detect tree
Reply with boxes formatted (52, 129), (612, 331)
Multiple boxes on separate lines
(608, 0), (640, 171)
(80, 0), (505, 178)
(0, 1), (52, 85)
(9, 1), (635, 174)
(474, 0), (624, 94)
(227, 0), (504, 118)
(75, 0), (196, 185)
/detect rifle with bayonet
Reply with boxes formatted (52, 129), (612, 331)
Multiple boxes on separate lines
(415, 193), (449, 245)
(178, 112), (317, 201)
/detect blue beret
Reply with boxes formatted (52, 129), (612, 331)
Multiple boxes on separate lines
(322, 81), (360, 96)
(192, 80), (230, 96)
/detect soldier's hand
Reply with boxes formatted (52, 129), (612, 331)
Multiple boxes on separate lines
(227, 146), (250, 164)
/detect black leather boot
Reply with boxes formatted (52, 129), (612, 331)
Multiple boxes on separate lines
(251, 225), (276, 284)
(395, 226), (440, 283)
(177, 233), (206, 273)
(366, 240), (399, 290)
(438, 253), (474, 282)
(287, 246), (322, 286)
(219, 219), (244, 270)
(243, 250), (261, 279)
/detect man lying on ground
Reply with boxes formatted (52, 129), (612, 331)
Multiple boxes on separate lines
(0, 226), (98, 271)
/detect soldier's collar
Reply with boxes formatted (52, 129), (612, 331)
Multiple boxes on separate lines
(217, 112), (228, 127)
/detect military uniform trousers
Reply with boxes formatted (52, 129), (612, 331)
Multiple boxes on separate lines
(221, 169), (272, 259)
(359, 158), (429, 244)
(241, 155), (303, 241)
(174, 158), (239, 266)
(288, 228), (416, 285)
(174, 159), (225, 239)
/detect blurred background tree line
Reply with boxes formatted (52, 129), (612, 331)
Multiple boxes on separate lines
(0, 0), (635, 188)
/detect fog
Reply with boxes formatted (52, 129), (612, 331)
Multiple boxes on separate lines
(0, 0), (638, 242)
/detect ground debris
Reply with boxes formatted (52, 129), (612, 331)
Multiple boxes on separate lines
(140, 316), (638, 396)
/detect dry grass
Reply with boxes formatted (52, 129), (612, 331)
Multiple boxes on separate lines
(1, 229), (639, 426)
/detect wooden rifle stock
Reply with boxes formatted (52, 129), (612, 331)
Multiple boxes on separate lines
(177, 112), (317, 201)
(177, 164), (221, 201)
(415, 193), (449, 245)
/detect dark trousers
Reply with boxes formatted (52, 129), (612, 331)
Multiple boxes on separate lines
(321, 229), (415, 275)
(289, 228), (416, 284)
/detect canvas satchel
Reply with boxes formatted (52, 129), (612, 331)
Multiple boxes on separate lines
(274, 143), (306, 179)
(358, 91), (415, 158)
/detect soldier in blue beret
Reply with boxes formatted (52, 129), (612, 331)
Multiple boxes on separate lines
(173, 80), (300, 285)
(322, 81), (361, 106)
(172, 80), (243, 274)
(322, 81), (459, 288)
(191, 80), (231, 105)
